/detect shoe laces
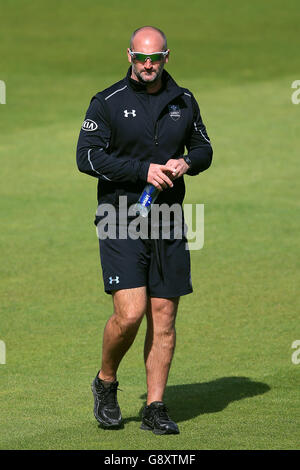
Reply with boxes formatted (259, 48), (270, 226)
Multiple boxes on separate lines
(95, 381), (122, 405)
(153, 404), (170, 421)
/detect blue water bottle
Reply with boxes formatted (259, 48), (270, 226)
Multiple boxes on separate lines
(135, 183), (160, 217)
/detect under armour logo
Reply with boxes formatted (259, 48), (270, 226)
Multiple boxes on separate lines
(124, 109), (136, 118)
(109, 276), (120, 284)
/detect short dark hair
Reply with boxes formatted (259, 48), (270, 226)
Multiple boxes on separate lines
(130, 26), (167, 51)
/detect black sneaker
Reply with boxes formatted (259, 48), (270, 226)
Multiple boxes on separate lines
(91, 372), (122, 428)
(140, 401), (179, 435)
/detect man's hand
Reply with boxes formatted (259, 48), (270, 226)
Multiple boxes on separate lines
(165, 158), (190, 179)
(147, 163), (175, 191)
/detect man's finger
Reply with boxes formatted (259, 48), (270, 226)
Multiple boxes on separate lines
(158, 170), (174, 187)
(161, 164), (179, 179)
(152, 179), (164, 191)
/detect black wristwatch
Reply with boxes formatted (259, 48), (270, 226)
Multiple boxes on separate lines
(182, 155), (192, 167)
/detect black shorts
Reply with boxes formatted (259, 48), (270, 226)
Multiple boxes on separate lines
(97, 217), (193, 298)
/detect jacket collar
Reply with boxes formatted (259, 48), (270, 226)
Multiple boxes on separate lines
(126, 66), (181, 96)
(125, 67), (184, 120)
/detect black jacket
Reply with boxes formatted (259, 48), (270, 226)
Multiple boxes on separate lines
(76, 67), (213, 208)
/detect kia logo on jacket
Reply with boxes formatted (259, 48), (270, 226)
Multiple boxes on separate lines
(82, 119), (98, 131)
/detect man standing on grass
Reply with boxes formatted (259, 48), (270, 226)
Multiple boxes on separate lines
(76, 26), (212, 434)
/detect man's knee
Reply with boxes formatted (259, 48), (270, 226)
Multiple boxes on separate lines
(112, 287), (147, 331)
(112, 301), (146, 337)
(118, 308), (144, 326)
(150, 297), (179, 329)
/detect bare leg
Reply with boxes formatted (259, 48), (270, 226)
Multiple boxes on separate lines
(99, 287), (147, 382)
(144, 297), (179, 404)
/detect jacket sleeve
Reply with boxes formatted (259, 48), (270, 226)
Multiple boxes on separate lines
(185, 94), (213, 175)
(76, 95), (149, 182)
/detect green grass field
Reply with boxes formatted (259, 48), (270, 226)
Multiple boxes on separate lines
(1, 0), (299, 450)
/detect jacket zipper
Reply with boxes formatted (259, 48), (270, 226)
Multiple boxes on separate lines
(154, 121), (159, 145)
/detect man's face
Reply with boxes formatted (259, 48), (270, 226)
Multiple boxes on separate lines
(127, 30), (169, 85)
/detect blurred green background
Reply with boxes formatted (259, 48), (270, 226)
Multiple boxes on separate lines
(0, 0), (299, 450)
